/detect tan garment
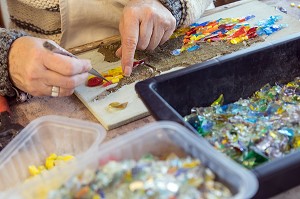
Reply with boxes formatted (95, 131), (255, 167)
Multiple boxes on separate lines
(60, 0), (214, 49)
(60, 0), (129, 49)
(5, 0), (62, 44)
(3, 0), (214, 48)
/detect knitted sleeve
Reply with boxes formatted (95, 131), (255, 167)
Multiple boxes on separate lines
(159, 0), (214, 27)
(0, 28), (27, 97)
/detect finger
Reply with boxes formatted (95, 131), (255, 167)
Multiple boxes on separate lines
(120, 13), (140, 76)
(43, 69), (89, 89)
(47, 85), (75, 97)
(147, 26), (164, 51)
(159, 17), (176, 45)
(43, 51), (92, 76)
(57, 87), (75, 97)
(30, 82), (75, 97)
(116, 47), (122, 58)
(160, 29), (175, 45)
(137, 19), (153, 50)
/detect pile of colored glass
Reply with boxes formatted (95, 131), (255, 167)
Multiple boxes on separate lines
(87, 66), (124, 87)
(171, 15), (288, 55)
(101, 66), (124, 84)
(28, 154), (74, 177)
(48, 154), (232, 199)
(185, 77), (300, 169)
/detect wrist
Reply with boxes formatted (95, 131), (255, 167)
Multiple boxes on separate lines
(8, 36), (33, 103)
(0, 29), (28, 98)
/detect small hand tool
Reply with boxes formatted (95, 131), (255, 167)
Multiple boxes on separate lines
(43, 41), (111, 83)
(0, 96), (23, 151)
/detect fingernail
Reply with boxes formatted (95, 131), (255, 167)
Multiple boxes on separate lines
(115, 48), (121, 58)
(124, 66), (132, 77)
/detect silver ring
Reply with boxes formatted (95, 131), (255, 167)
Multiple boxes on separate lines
(51, 86), (60, 97)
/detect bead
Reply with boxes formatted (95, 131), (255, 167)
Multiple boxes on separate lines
(57, 155), (74, 161)
(187, 45), (200, 52)
(111, 78), (120, 84)
(38, 165), (46, 172)
(263, 27), (274, 35)
(102, 81), (112, 87)
(28, 165), (40, 176)
(45, 158), (55, 170)
(108, 102), (128, 110)
(133, 60), (145, 68)
(87, 75), (95, 80)
(275, 6), (288, 14)
(291, 2), (295, 7)
(87, 77), (103, 87)
(230, 37), (242, 44)
(211, 94), (224, 106)
(129, 181), (144, 191)
(171, 49), (181, 56)
(92, 194), (101, 199)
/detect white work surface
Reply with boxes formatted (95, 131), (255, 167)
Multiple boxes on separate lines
(74, 0), (300, 130)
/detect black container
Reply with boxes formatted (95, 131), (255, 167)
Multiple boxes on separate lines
(135, 32), (300, 199)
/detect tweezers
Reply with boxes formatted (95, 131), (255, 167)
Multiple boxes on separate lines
(43, 41), (110, 82)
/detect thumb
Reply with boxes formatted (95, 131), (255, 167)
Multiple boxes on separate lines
(81, 59), (92, 72)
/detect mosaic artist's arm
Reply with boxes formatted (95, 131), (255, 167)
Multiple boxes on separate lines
(8, 36), (91, 98)
(0, 29), (91, 99)
(0, 28), (27, 98)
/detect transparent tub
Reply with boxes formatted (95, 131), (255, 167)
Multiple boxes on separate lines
(0, 115), (106, 196)
(13, 121), (258, 199)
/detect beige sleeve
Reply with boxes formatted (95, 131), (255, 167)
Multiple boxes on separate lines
(60, 0), (130, 49)
(182, 0), (215, 26)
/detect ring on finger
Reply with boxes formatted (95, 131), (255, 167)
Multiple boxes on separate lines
(51, 86), (60, 97)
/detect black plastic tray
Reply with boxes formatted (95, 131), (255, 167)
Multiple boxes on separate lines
(135, 32), (300, 199)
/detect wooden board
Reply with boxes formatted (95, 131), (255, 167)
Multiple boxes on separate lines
(74, 0), (300, 130)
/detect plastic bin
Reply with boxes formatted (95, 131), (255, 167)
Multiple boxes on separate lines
(14, 121), (257, 199)
(135, 32), (300, 198)
(0, 115), (106, 195)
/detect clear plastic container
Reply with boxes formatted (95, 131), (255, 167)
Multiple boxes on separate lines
(14, 121), (258, 199)
(0, 115), (106, 195)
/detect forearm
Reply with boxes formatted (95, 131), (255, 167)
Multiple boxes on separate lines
(0, 28), (27, 97)
(159, 0), (214, 27)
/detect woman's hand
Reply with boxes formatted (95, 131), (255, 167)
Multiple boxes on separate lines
(8, 36), (91, 97)
(116, 0), (176, 76)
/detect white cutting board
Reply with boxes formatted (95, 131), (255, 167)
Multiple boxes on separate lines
(75, 0), (300, 130)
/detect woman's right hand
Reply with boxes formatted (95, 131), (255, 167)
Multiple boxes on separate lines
(8, 36), (92, 97)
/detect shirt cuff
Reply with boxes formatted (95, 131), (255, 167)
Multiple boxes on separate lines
(0, 29), (27, 97)
(158, 0), (187, 27)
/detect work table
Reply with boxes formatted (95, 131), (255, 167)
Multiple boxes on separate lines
(8, 0), (300, 198)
